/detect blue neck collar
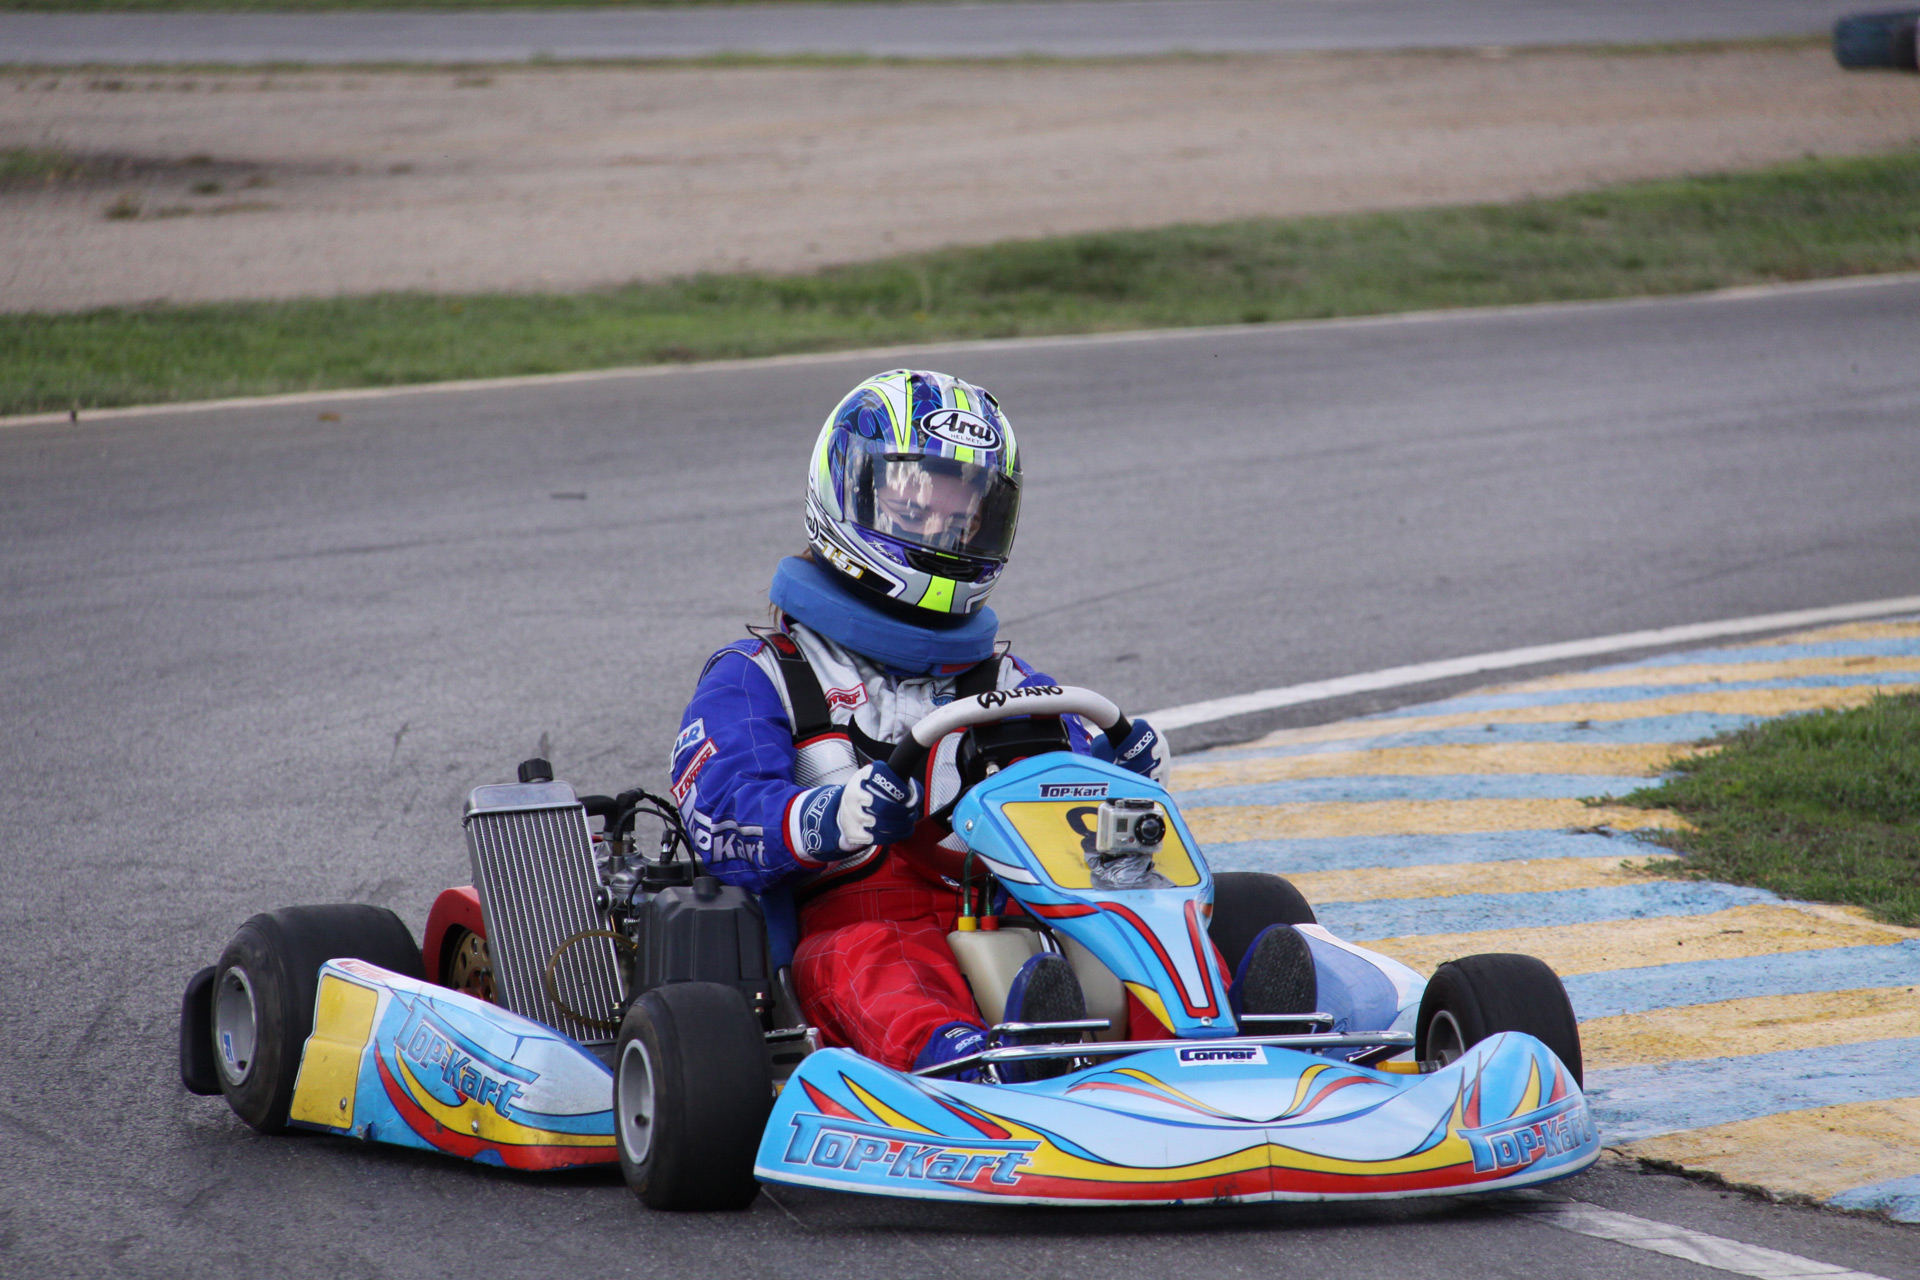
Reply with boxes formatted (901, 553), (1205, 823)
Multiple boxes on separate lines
(769, 557), (998, 676)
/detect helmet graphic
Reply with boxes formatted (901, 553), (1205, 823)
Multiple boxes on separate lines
(806, 370), (1021, 616)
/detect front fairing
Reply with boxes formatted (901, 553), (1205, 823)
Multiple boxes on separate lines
(756, 1030), (1599, 1204)
(951, 753), (1234, 1037)
(284, 958), (616, 1170)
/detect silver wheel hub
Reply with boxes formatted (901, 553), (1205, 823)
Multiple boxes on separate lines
(214, 967), (259, 1086)
(1427, 1008), (1467, 1068)
(617, 1038), (657, 1165)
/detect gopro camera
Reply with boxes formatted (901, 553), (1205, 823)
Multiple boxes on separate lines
(1095, 797), (1168, 854)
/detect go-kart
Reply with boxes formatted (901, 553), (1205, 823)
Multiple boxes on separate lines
(178, 687), (1598, 1210)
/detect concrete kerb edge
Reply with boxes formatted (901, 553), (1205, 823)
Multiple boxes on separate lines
(9, 271), (1919, 431)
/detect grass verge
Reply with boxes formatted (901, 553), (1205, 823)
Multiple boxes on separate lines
(7, 147), (1920, 416)
(1618, 692), (1920, 927)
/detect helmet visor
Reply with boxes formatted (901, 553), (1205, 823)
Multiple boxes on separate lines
(844, 438), (1020, 562)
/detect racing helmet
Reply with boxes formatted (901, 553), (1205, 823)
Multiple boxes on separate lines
(806, 370), (1022, 616)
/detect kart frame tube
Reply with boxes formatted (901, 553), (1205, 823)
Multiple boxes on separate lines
(912, 1031), (1416, 1077)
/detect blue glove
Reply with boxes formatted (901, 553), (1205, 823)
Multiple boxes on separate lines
(792, 761), (921, 862)
(1093, 716), (1170, 784)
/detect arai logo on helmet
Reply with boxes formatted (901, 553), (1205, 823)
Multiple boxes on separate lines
(919, 409), (1002, 451)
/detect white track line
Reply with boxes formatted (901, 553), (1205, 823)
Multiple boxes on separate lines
(1142, 595), (1920, 730)
(6, 271), (1917, 430)
(1504, 1198), (1895, 1280)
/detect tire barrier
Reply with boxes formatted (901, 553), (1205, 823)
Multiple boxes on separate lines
(1834, 8), (1920, 70)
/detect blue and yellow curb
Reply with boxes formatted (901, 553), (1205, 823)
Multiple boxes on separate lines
(1173, 616), (1920, 1222)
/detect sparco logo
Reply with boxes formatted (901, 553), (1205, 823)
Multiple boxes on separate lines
(919, 409), (1002, 451)
(800, 787), (837, 853)
(1177, 1046), (1267, 1066)
(866, 767), (910, 804)
(1039, 783), (1108, 799)
(976, 685), (1061, 710)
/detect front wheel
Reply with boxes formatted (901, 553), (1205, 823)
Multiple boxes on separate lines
(614, 982), (771, 1211)
(1208, 871), (1317, 975)
(207, 904), (424, 1133)
(1416, 953), (1583, 1086)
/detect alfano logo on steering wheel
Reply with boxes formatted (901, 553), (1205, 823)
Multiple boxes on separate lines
(975, 685), (1062, 710)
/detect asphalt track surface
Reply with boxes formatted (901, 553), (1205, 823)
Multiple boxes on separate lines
(4, 277), (1919, 1277)
(0, 0), (1848, 66)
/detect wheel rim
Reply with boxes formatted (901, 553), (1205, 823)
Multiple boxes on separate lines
(213, 967), (259, 1086)
(445, 928), (496, 1003)
(1426, 1008), (1467, 1068)
(617, 1037), (657, 1165)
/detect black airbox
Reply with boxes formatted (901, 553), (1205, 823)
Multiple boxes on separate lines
(631, 876), (769, 1011)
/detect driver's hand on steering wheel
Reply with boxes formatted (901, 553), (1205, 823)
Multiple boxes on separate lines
(1094, 715), (1171, 785)
(797, 761), (922, 859)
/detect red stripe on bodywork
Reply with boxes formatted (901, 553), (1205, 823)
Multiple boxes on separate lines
(933, 1096), (1012, 1140)
(374, 1051), (614, 1171)
(1028, 902), (1097, 919)
(1096, 901), (1218, 1019)
(801, 1078), (864, 1121)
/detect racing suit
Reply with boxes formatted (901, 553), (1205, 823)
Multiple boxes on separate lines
(670, 619), (1089, 1069)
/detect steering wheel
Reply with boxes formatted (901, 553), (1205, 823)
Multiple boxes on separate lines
(886, 685), (1132, 780)
(882, 686), (1134, 885)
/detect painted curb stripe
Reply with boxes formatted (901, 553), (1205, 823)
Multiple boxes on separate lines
(1286, 856), (1683, 908)
(1200, 714), (1771, 758)
(1391, 672), (1920, 716)
(1831, 1173), (1920, 1224)
(1585, 1037), (1920, 1142)
(1173, 772), (1650, 808)
(1363, 903), (1906, 978)
(1209, 830), (1656, 873)
(1507, 655), (1920, 693)
(1315, 880), (1783, 943)
(1362, 686), (1916, 729)
(1502, 1197), (1897, 1280)
(1560, 941), (1920, 1019)
(1185, 798), (1680, 843)
(1620, 636), (1920, 667)
(1580, 987), (1920, 1069)
(1624, 1099), (1920, 1210)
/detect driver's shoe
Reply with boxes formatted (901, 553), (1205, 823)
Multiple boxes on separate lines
(998, 952), (1086, 1083)
(1233, 924), (1319, 1033)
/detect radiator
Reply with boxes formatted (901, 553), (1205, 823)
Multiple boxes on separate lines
(463, 781), (625, 1045)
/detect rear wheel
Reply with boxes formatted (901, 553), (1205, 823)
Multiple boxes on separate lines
(211, 904), (424, 1133)
(1208, 871), (1316, 974)
(1416, 953), (1583, 1086)
(614, 982), (771, 1211)
(442, 926), (496, 1003)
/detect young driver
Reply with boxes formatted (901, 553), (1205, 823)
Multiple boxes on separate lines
(666, 370), (1170, 1074)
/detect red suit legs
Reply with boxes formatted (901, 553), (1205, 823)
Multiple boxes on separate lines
(793, 917), (983, 1070)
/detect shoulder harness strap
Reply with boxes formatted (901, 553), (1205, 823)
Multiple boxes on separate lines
(753, 627), (836, 742)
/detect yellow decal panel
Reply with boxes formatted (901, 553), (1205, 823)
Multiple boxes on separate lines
(1000, 801), (1200, 889)
(290, 974), (380, 1128)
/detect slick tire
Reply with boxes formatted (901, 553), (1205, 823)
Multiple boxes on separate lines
(1207, 871), (1317, 974)
(211, 904), (424, 1134)
(615, 982), (771, 1211)
(1416, 953), (1583, 1087)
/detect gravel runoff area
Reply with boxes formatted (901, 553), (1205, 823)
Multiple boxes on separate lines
(4, 45), (1918, 313)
